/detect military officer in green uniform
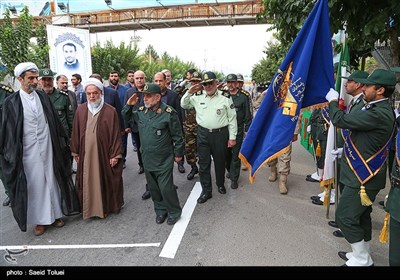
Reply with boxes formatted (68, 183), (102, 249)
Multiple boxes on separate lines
(181, 71), (237, 204)
(0, 83), (13, 206)
(122, 83), (184, 225)
(224, 74), (252, 189)
(327, 69), (397, 266)
(39, 69), (73, 138)
(385, 66), (400, 266)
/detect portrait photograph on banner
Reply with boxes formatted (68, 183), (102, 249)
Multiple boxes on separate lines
(46, 25), (92, 81)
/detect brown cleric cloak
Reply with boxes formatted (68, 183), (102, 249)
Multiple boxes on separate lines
(70, 103), (124, 217)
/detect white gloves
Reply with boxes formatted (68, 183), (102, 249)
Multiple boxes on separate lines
(307, 125), (311, 133)
(326, 88), (339, 103)
(331, 148), (343, 161)
(394, 108), (400, 119)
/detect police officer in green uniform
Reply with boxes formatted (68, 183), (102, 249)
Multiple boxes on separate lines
(39, 69), (73, 138)
(224, 74), (252, 189)
(385, 66), (400, 266)
(122, 83), (184, 225)
(181, 71), (237, 204)
(0, 83), (13, 206)
(327, 69), (397, 266)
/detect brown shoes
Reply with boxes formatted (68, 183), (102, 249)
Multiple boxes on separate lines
(33, 225), (46, 236)
(52, 219), (65, 228)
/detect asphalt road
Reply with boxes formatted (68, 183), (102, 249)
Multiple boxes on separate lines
(0, 135), (390, 271)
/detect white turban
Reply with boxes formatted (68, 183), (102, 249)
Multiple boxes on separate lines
(14, 62), (39, 77)
(84, 77), (104, 94)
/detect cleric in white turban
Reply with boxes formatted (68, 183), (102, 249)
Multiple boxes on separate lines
(84, 77), (105, 116)
(14, 62), (39, 77)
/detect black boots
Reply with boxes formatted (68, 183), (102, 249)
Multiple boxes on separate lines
(187, 165), (199, 180)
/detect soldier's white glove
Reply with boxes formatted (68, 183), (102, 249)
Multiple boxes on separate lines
(326, 88), (339, 102)
(394, 108), (400, 119)
(331, 148), (343, 161)
(307, 125), (311, 133)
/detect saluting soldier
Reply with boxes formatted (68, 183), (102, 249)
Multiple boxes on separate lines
(0, 83), (13, 207)
(327, 69), (397, 266)
(39, 69), (73, 138)
(122, 83), (184, 225)
(181, 71), (237, 204)
(224, 74), (252, 189)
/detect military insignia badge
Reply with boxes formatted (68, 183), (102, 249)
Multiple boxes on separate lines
(157, 130), (162, 136)
(230, 103), (235, 109)
(157, 108), (162, 114)
(216, 109), (221, 115)
(139, 106), (144, 111)
(166, 107), (172, 113)
(204, 73), (209, 80)
(143, 84), (149, 91)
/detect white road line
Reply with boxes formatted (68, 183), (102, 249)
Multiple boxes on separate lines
(0, 243), (161, 250)
(159, 181), (202, 259)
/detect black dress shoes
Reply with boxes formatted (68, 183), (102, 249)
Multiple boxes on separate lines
(138, 166), (144, 174)
(338, 251), (349, 261)
(310, 195), (320, 201)
(379, 200), (384, 206)
(328, 220), (339, 228)
(218, 186), (226, 194)
(167, 216), (180, 225)
(177, 162), (186, 173)
(312, 200), (334, 205)
(230, 181), (238, 189)
(2, 196), (10, 207)
(333, 229), (345, 238)
(156, 214), (167, 224)
(226, 172), (230, 179)
(187, 166), (198, 180)
(197, 192), (212, 204)
(305, 176), (319, 183)
(141, 190), (151, 200)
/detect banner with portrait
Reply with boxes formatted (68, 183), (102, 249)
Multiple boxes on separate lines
(46, 25), (92, 81)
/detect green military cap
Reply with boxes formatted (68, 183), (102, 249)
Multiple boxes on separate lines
(142, 83), (161, 95)
(236, 73), (244, 82)
(391, 66), (400, 73)
(226, 73), (237, 82)
(353, 69), (396, 86)
(39, 68), (55, 78)
(202, 71), (217, 83)
(341, 70), (369, 81)
(190, 71), (202, 81)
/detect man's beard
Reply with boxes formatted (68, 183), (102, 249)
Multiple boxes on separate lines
(144, 100), (157, 109)
(89, 98), (102, 109)
(110, 79), (118, 86)
(27, 84), (37, 91)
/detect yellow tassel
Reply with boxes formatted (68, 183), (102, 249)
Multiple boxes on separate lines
(359, 186), (373, 206)
(315, 141), (321, 157)
(379, 212), (390, 244)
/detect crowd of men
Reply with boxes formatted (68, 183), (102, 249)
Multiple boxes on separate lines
(0, 61), (399, 266)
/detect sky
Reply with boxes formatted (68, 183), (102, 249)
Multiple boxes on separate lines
(0, 0), (274, 77)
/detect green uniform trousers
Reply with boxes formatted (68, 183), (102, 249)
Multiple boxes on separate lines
(226, 131), (244, 182)
(390, 215), (400, 266)
(145, 168), (181, 219)
(197, 125), (229, 194)
(336, 186), (380, 243)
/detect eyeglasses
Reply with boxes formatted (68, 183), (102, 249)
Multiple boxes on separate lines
(202, 81), (214, 86)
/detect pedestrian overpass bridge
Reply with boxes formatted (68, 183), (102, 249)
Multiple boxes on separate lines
(26, 0), (266, 33)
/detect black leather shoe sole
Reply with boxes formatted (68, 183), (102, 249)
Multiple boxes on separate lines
(156, 214), (167, 224)
(218, 186), (226, 194)
(310, 195), (320, 201)
(338, 251), (349, 261)
(328, 220), (339, 228)
(2, 197), (10, 207)
(178, 165), (186, 173)
(306, 177), (319, 182)
(312, 200), (334, 206)
(197, 193), (212, 204)
(231, 181), (238, 189)
(187, 168), (198, 180)
(333, 230), (345, 238)
(141, 191), (151, 200)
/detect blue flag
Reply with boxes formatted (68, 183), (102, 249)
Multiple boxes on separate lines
(239, 0), (334, 183)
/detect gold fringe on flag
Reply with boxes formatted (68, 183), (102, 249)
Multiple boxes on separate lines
(379, 212), (390, 244)
(323, 187), (330, 207)
(359, 186), (373, 206)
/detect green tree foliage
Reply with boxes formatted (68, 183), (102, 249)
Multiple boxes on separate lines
(27, 21), (50, 68)
(91, 40), (143, 80)
(0, 6), (33, 78)
(260, 0), (400, 67)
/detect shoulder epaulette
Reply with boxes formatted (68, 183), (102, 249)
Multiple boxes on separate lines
(59, 90), (69, 96)
(1, 84), (14, 93)
(222, 92), (231, 98)
(165, 106), (173, 113)
(138, 106), (145, 111)
(240, 89), (251, 97)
